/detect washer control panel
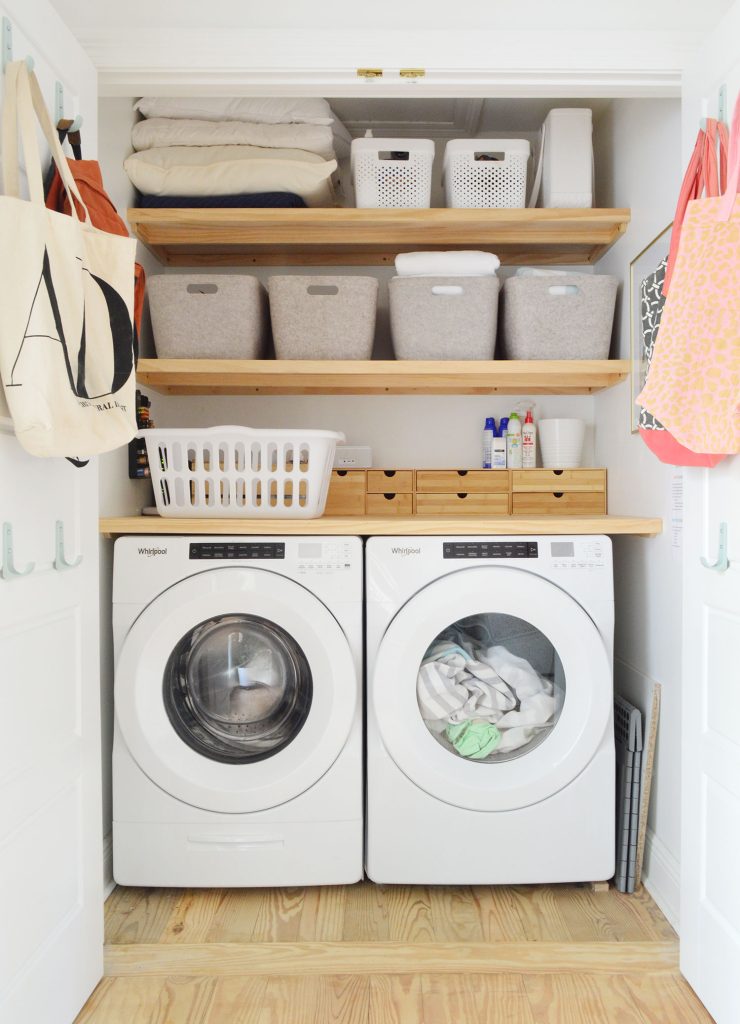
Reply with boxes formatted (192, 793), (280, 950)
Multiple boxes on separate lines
(444, 541), (539, 559)
(189, 542), (285, 560)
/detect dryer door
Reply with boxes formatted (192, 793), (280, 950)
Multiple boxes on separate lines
(373, 566), (611, 811)
(115, 567), (356, 813)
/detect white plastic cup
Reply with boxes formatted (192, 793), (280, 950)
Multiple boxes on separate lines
(538, 419), (586, 469)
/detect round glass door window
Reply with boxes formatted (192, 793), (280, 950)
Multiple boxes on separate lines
(164, 613), (312, 764)
(416, 613), (565, 763)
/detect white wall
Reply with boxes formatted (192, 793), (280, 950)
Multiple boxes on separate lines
(593, 97), (683, 926)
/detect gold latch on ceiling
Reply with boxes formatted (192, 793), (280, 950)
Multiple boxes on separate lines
(357, 68), (383, 79)
(400, 68), (426, 79)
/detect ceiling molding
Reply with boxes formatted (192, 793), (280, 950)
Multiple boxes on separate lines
(97, 68), (682, 99)
(75, 26), (693, 96)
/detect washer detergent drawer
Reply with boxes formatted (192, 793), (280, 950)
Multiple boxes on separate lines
(113, 819), (363, 887)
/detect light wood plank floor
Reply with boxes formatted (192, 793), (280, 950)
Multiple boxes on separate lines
(75, 883), (714, 1023)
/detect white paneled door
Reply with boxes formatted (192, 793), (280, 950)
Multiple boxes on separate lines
(0, 3), (103, 1023)
(680, 5), (740, 1022)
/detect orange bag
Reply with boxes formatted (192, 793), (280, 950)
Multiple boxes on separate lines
(46, 159), (145, 355)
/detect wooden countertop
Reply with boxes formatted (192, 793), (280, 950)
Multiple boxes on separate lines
(100, 515), (662, 538)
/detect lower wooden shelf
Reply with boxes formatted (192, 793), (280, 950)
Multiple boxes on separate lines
(100, 515), (662, 538)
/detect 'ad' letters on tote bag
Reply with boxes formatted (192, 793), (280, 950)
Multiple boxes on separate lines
(0, 61), (137, 459)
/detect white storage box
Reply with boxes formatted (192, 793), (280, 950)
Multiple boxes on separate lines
(143, 426), (344, 519)
(351, 138), (434, 208)
(268, 276), (378, 359)
(390, 276), (500, 360)
(148, 274), (268, 359)
(501, 272), (618, 359)
(444, 139), (530, 208)
(541, 109), (593, 208)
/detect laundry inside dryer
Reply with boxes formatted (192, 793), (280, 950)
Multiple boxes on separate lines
(417, 613), (565, 762)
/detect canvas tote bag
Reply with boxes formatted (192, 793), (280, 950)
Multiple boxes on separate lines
(637, 97), (740, 457)
(0, 61), (137, 459)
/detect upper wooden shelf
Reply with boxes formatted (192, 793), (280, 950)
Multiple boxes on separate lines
(100, 515), (662, 539)
(127, 207), (631, 267)
(136, 358), (629, 396)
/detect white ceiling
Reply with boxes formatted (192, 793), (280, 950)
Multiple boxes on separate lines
(50, 0), (734, 34)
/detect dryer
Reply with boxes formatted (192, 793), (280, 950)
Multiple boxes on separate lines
(366, 535), (614, 884)
(113, 535), (363, 887)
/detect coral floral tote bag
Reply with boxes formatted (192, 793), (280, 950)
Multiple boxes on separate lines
(0, 61), (137, 459)
(637, 97), (740, 458)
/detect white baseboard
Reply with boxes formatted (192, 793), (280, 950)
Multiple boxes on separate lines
(642, 827), (680, 932)
(103, 832), (115, 898)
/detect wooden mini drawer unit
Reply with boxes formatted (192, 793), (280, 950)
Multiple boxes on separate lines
(367, 469), (414, 493)
(324, 470), (366, 515)
(366, 492), (414, 516)
(415, 492), (510, 516)
(511, 468), (607, 516)
(415, 470), (509, 493)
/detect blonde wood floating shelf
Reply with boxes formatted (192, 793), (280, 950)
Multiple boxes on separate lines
(127, 207), (631, 267)
(136, 358), (630, 396)
(100, 515), (662, 539)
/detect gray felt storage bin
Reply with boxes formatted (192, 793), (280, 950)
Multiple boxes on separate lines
(268, 276), (378, 359)
(149, 274), (268, 359)
(390, 276), (500, 360)
(501, 273), (618, 359)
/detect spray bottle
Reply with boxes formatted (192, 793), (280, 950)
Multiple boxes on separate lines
(522, 408), (537, 468)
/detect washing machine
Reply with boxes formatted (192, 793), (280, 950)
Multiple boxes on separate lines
(366, 535), (614, 884)
(112, 535), (363, 887)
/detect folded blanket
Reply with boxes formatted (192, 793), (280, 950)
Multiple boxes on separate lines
(132, 118), (338, 161)
(124, 146), (338, 205)
(134, 96), (337, 126)
(137, 192), (308, 209)
(395, 250), (501, 278)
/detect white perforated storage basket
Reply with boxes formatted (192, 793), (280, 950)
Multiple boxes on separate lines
(142, 426), (344, 519)
(443, 139), (530, 208)
(351, 138), (434, 208)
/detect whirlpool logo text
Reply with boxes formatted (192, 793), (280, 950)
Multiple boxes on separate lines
(391, 547), (421, 556)
(138, 546), (168, 557)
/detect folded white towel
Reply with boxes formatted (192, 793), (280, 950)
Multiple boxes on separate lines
(395, 250), (500, 278)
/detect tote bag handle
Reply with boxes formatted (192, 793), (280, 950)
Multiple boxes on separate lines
(718, 92), (740, 221)
(1, 61), (90, 224)
(664, 117), (729, 294)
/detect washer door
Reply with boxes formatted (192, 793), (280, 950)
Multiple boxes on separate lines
(373, 566), (611, 811)
(116, 567), (356, 813)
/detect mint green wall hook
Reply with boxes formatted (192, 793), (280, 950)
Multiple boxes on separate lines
(701, 522), (729, 573)
(2, 522), (35, 580)
(54, 521), (82, 572)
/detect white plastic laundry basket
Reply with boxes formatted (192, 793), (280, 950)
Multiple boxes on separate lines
(143, 426), (345, 519)
(443, 139), (530, 208)
(351, 138), (434, 208)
